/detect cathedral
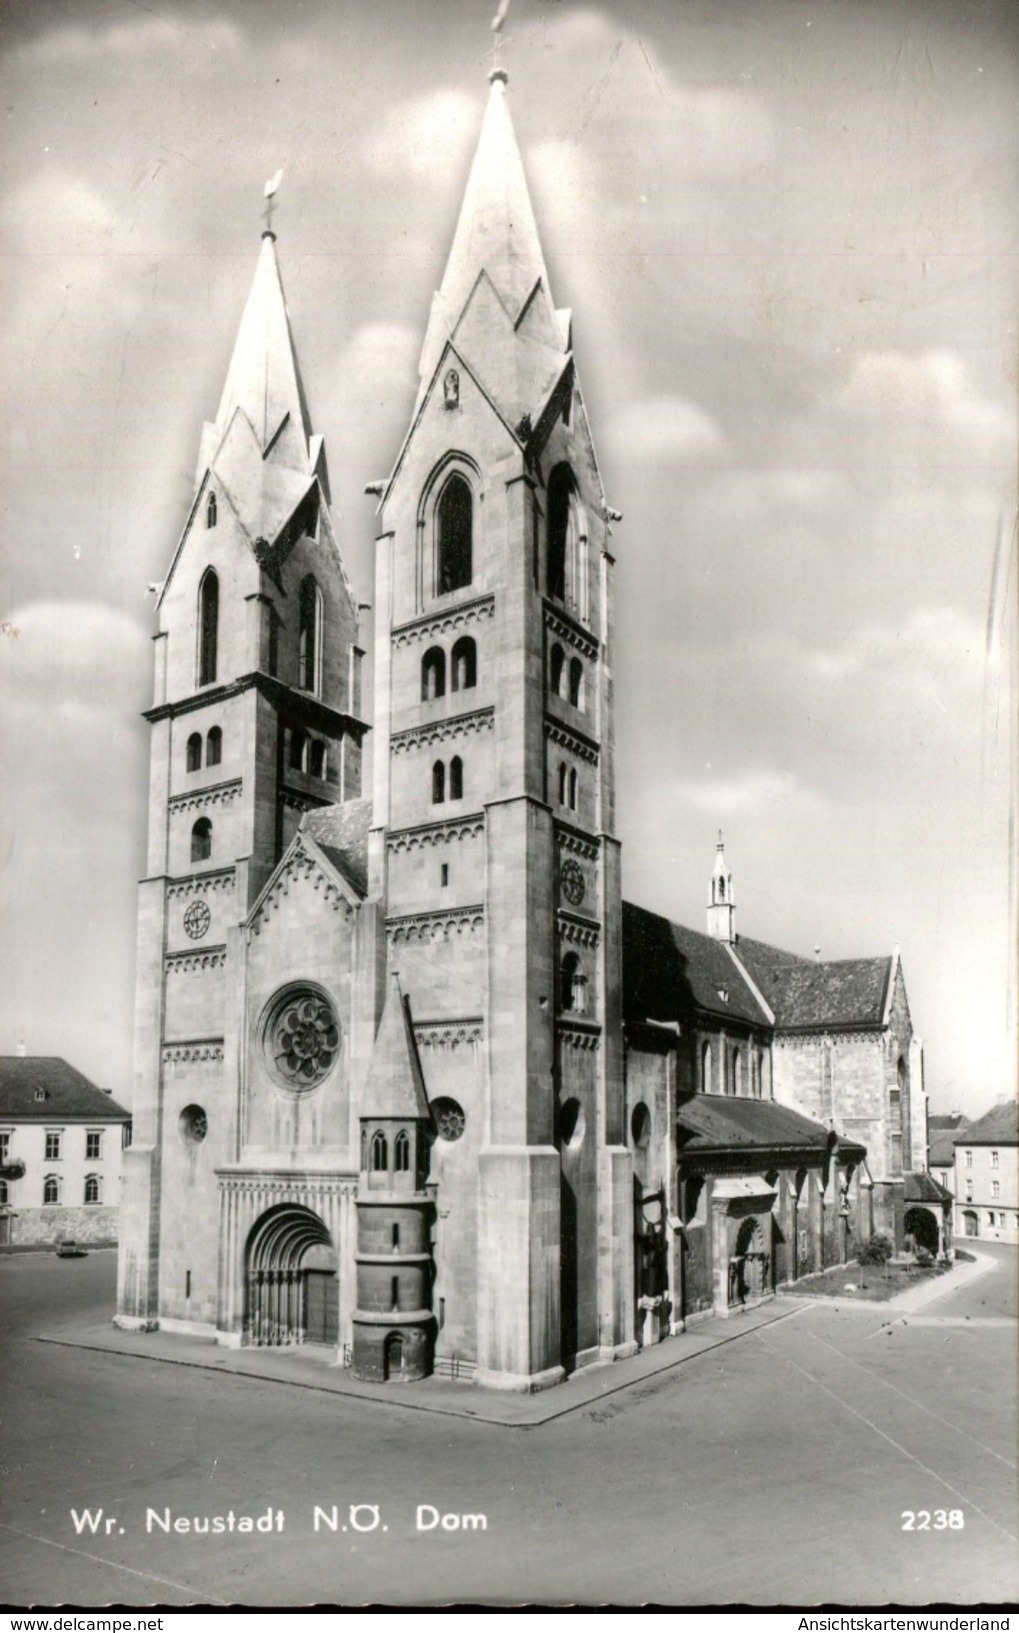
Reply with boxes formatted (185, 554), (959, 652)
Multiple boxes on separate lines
(116, 70), (932, 1389)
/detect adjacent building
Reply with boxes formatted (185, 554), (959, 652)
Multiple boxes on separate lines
(0, 1057), (131, 1247)
(954, 1102), (1018, 1242)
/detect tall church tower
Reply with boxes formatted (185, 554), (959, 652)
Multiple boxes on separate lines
(370, 71), (635, 1387)
(117, 228), (367, 1331)
(706, 834), (736, 944)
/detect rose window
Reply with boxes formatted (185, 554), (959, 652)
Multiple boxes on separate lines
(264, 987), (340, 1091)
(431, 1097), (466, 1142)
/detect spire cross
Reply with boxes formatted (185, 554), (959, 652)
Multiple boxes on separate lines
(263, 168), (284, 234)
(489, 0), (512, 77)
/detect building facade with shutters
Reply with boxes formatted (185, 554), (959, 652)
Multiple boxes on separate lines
(116, 71), (927, 1386)
(954, 1102), (1018, 1243)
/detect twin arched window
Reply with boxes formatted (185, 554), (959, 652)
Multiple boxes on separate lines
(197, 569), (219, 687)
(436, 474), (472, 594)
(549, 644), (585, 710)
(186, 733), (202, 772)
(191, 818), (212, 864)
(394, 1130), (410, 1173)
(186, 726), (223, 773)
(432, 757), (463, 804)
(299, 576), (323, 695)
(421, 636), (477, 701)
(557, 763), (578, 811)
(370, 1130), (388, 1172)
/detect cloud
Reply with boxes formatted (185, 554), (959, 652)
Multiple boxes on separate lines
(0, 601), (151, 709)
(605, 394), (724, 463)
(806, 605), (984, 692)
(362, 90), (479, 179)
(669, 768), (813, 818)
(827, 349), (1015, 457)
(11, 16), (243, 66)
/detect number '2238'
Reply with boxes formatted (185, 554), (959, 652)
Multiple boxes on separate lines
(902, 1510), (964, 1530)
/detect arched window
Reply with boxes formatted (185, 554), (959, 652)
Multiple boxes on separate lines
(557, 762), (568, 805)
(309, 740), (326, 779)
(0, 1179), (8, 1205)
(298, 575), (323, 695)
(84, 1175), (101, 1205)
(186, 733), (202, 772)
(394, 1130), (411, 1172)
(421, 646), (446, 701)
(546, 463), (586, 614)
(702, 1040), (713, 1094)
(718, 877), (726, 900)
(290, 729), (307, 772)
(560, 951), (586, 1014)
(432, 760), (445, 804)
(451, 636), (476, 691)
(436, 474), (472, 594)
(191, 818), (212, 863)
(43, 1175), (60, 1205)
(449, 756), (463, 800)
(206, 492), (217, 528)
(360, 1128), (368, 1170)
(568, 768), (578, 811)
(568, 657), (584, 709)
(205, 726), (222, 768)
(197, 568), (219, 687)
(370, 1130), (388, 1173)
(550, 644), (565, 698)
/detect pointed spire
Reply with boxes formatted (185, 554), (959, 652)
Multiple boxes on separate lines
(214, 231), (313, 457)
(362, 974), (431, 1123)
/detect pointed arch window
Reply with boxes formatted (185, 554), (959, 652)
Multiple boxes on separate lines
(186, 733), (202, 773)
(197, 569), (219, 687)
(546, 464), (587, 617)
(191, 817), (212, 864)
(370, 1130), (388, 1173)
(422, 647), (446, 701)
(205, 726), (222, 768)
(568, 657), (584, 709)
(206, 492), (217, 529)
(298, 575), (323, 695)
(432, 760), (445, 804)
(394, 1130), (411, 1173)
(451, 636), (476, 691)
(436, 474), (472, 594)
(449, 756), (463, 801)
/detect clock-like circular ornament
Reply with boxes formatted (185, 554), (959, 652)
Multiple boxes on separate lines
(183, 900), (211, 940)
(560, 858), (585, 907)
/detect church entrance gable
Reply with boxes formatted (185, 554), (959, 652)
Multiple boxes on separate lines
(244, 1204), (339, 1348)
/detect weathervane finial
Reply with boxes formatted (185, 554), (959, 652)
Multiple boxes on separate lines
(263, 168), (284, 235)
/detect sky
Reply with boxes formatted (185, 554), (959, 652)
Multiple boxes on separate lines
(0, 0), (1015, 1117)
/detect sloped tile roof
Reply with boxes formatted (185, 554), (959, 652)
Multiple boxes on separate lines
(301, 798), (372, 899)
(904, 1170), (954, 1205)
(928, 1129), (960, 1168)
(676, 1094), (856, 1156)
(0, 1058), (129, 1122)
(622, 903), (770, 1028)
(735, 935), (892, 1029)
(955, 1101), (1018, 1146)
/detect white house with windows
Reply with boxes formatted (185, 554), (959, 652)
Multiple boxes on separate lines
(954, 1101), (1018, 1242)
(0, 1056), (131, 1247)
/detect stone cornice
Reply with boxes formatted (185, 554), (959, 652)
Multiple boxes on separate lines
(165, 945), (227, 974)
(542, 599), (600, 662)
(555, 821), (600, 861)
(387, 813), (485, 853)
(391, 707), (495, 755)
(168, 779), (242, 817)
(144, 671), (369, 740)
(557, 910), (601, 949)
(279, 786), (333, 814)
(413, 1016), (485, 1048)
(387, 904), (485, 944)
(216, 1169), (358, 1199)
(391, 594), (496, 649)
(166, 868), (235, 900)
(545, 718), (599, 766)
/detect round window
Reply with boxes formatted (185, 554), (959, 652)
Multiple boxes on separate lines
(431, 1097), (466, 1142)
(631, 1102), (652, 1149)
(558, 1097), (586, 1149)
(262, 985), (340, 1092)
(179, 1104), (208, 1144)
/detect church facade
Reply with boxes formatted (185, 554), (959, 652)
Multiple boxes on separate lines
(116, 72), (927, 1388)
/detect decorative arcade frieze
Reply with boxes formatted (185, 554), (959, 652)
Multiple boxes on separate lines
(391, 593), (496, 650)
(387, 813), (486, 854)
(557, 910), (601, 949)
(164, 945), (227, 975)
(162, 1038), (225, 1064)
(545, 719), (599, 766)
(386, 905), (485, 945)
(558, 1020), (602, 1052)
(543, 601), (600, 663)
(391, 707), (495, 755)
(166, 868), (235, 902)
(412, 1016), (485, 1050)
(555, 821), (600, 862)
(168, 779), (242, 818)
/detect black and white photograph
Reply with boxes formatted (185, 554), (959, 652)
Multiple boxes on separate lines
(0, 0), (1016, 1612)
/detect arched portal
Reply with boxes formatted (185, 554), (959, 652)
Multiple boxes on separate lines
(383, 1331), (404, 1381)
(244, 1205), (338, 1348)
(904, 1206), (940, 1257)
(729, 1215), (769, 1307)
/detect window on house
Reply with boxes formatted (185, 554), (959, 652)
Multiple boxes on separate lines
(0, 1180), (7, 1205)
(560, 951), (587, 1014)
(84, 1175), (101, 1205)
(370, 1130), (388, 1172)
(394, 1130), (410, 1173)
(298, 576), (323, 695)
(0, 1133), (9, 1163)
(45, 1131), (62, 1161)
(991, 1150), (999, 1168)
(197, 569), (219, 687)
(43, 1175), (61, 1204)
(451, 636), (476, 691)
(568, 657), (584, 710)
(206, 492), (217, 528)
(965, 1150), (973, 1167)
(191, 817), (212, 863)
(309, 740), (326, 779)
(86, 1131), (102, 1161)
(186, 733), (202, 772)
(206, 726), (222, 768)
(965, 1180), (973, 1201)
(290, 730), (307, 773)
(432, 760), (445, 804)
(550, 644), (565, 698)
(449, 756), (463, 800)
(436, 474), (472, 594)
(992, 1180), (1001, 1199)
(422, 646), (446, 701)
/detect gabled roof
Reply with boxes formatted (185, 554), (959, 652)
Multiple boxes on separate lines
(734, 935), (892, 1031)
(622, 902), (771, 1029)
(362, 975), (431, 1123)
(0, 1058), (130, 1122)
(955, 1101), (1018, 1146)
(300, 798), (372, 900)
(676, 1094), (856, 1157)
(904, 1170), (954, 1205)
(928, 1129), (960, 1168)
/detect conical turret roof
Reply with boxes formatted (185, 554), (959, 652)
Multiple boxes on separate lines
(362, 975), (431, 1124)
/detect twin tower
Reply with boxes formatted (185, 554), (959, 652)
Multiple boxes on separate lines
(115, 71), (636, 1388)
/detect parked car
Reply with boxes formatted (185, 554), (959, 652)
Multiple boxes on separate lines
(55, 1239), (85, 1258)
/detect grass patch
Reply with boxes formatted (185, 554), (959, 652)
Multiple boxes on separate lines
(795, 1259), (950, 1303)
